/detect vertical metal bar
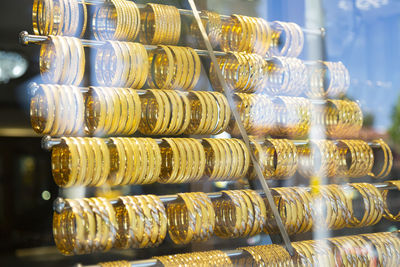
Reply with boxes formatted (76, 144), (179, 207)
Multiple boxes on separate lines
(186, 0), (294, 256)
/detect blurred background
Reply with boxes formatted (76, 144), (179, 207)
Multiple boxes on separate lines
(0, 0), (400, 266)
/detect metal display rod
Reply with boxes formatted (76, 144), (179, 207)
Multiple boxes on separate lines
(41, 136), (383, 151)
(19, 31), (227, 56)
(19, 32), (324, 59)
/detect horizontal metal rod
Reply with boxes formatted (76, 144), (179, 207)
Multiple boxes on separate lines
(53, 182), (398, 214)
(20, 31), (324, 57)
(42, 135), (382, 151)
(19, 31), (226, 56)
(19, 32), (327, 61)
(54, 191), (224, 213)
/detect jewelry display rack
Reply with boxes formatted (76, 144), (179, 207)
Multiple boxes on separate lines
(22, 0), (400, 266)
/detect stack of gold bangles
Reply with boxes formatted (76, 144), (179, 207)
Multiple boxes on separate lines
(93, 0), (140, 41)
(30, 84), (84, 136)
(213, 190), (266, 238)
(50, 137), (393, 187)
(85, 87), (141, 136)
(96, 231), (400, 266)
(53, 197), (116, 255)
(158, 138), (206, 184)
(248, 137), (298, 179)
(227, 93), (274, 135)
(114, 195), (166, 249)
(33, 0), (87, 37)
(382, 180), (400, 221)
(167, 192), (215, 244)
(220, 14), (272, 55)
(306, 60), (350, 98)
(210, 52), (267, 93)
(202, 138), (250, 181)
(336, 139), (374, 178)
(138, 90), (191, 136)
(190, 10), (222, 49)
(210, 52), (345, 97)
(53, 184), (400, 255)
(271, 96), (311, 137)
(39, 36), (85, 85)
(298, 139), (340, 178)
(95, 41), (148, 89)
(322, 99), (364, 138)
(31, 86), (231, 136)
(140, 3), (181, 45)
(147, 45), (201, 90)
(263, 56), (308, 96)
(230, 95), (313, 137)
(32, 85), (365, 137)
(51, 137), (250, 187)
(154, 250), (232, 267)
(268, 21), (304, 57)
(108, 138), (161, 186)
(236, 232), (400, 266)
(34, 0), (310, 59)
(38, 34), (350, 96)
(266, 183), (386, 234)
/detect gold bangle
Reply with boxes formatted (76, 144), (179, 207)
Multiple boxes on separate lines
(156, 90), (172, 135)
(53, 201), (72, 255)
(382, 180), (400, 221)
(84, 87), (104, 135)
(40, 36), (62, 83)
(214, 190), (247, 238)
(179, 138), (196, 181)
(108, 138), (126, 186)
(148, 195), (167, 246)
(67, 199), (86, 254)
(135, 138), (151, 184)
(159, 138), (180, 183)
(169, 138), (188, 183)
(232, 190), (251, 236)
(144, 138), (162, 184)
(30, 84), (56, 135)
(139, 89), (165, 135)
(90, 198), (111, 252)
(214, 139), (232, 179)
(140, 4), (180, 45)
(137, 196), (158, 247)
(226, 139), (242, 179)
(371, 139), (393, 178)
(244, 189), (266, 235)
(202, 138), (221, 180)
(128, 196), (148, 248)
(185, 91), (206, 134)
(51, 137), (80, 187)
(167, 193), (200, 244)
(169, 90), (184, 134)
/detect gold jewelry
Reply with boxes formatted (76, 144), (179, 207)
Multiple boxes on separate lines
(140, 3), (180, 45)
(154, 250), (231, 267)
(93, 0), (139, 41)
(167, 192), (213, 244)
(382, 180), (400, 221)
(371, 139), (393, 178)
